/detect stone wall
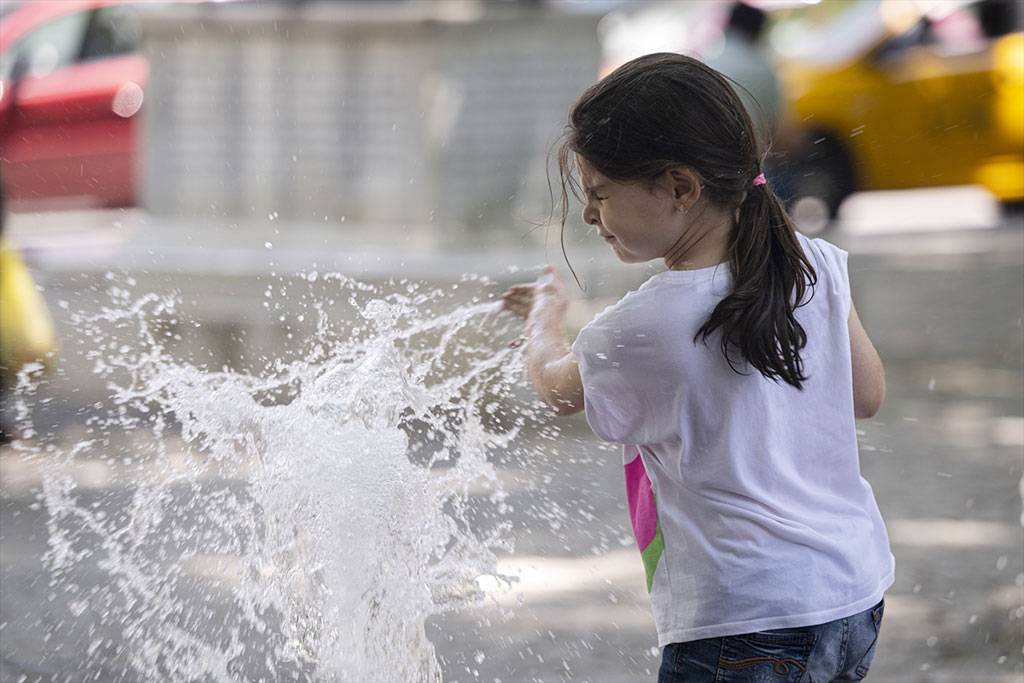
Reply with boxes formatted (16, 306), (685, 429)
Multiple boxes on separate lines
(140, 1), (601, 238)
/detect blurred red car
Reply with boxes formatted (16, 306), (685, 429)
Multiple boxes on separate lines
(0, 0), (147, 210)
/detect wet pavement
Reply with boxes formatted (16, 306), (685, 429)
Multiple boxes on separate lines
(1, 206), (1022, 682)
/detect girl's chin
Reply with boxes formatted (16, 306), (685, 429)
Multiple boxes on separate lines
(613, 249), (658, 266)
(609, 243), (644, 263)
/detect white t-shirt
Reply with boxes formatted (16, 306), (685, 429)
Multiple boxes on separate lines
(571, 233), (894, 646)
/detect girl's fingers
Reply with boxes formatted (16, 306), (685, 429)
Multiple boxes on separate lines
(504, 285), (535, 298)
(500, 296), (532, 319)
(501, 294), (532, 310)
(500, 280), (542, 320)
(501, 288), (534, 304)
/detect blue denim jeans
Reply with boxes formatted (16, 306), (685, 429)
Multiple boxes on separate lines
(658, 600), (884, 682)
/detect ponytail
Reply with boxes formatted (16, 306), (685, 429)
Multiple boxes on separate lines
(694, 181), (817, 389)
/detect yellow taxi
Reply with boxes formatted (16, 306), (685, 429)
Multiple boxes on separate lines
(778, 0), (1024, 215)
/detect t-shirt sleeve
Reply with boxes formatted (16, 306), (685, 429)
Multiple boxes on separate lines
(810, 237), (852, 320)
(571, 309), (674, 445)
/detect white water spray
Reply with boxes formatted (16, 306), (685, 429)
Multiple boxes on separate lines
(12, 275), (542, 682)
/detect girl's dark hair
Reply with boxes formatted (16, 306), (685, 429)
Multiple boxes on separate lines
(557, 52), (817, 389)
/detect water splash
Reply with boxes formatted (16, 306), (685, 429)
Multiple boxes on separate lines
(11, 275), (539, 682)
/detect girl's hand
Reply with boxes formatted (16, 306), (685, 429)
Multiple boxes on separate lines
(500, 266), (569, 324)
(500, 282), (535, 320)
(501, 267), (583, 415)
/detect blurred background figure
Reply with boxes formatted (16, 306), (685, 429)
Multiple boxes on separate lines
(705, 1), (781, 149)
(703, 1), (798, 207)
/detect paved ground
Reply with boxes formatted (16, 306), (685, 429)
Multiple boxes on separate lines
(1, 203), (1022, 682)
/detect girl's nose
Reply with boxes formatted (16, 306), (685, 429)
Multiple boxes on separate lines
(582, 203), (598, 226)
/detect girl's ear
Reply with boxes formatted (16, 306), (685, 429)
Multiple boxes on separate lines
(663, 166), (703, 211)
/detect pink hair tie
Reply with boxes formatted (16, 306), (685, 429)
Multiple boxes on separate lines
(752, 173), (767, 187)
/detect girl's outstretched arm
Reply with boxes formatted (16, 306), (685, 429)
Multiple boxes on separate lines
(501, 268), (584, 416)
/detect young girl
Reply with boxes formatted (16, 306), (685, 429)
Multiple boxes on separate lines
(502, 53), (893, 682)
